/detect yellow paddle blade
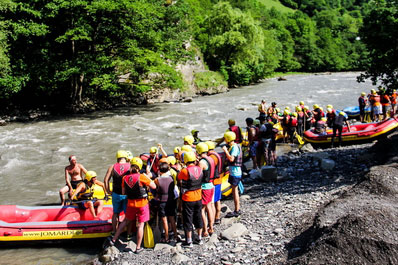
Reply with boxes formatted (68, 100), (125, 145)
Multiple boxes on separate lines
(144, 222), (154, 248)
(295, 132), (305, 145)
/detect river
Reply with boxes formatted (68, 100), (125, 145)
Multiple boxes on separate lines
(0, 72), (373, 264)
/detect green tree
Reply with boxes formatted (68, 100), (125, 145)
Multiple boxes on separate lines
(358, 0), (398, 89)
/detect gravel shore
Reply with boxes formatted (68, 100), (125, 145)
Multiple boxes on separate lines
(95, 134), (398, 265)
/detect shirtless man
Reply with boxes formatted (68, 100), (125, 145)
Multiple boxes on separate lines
(59, 155), (87, 206)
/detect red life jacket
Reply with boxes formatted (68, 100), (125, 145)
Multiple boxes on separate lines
(201, 155), (216, 183)
(112, 162), (131, 194)
(124, 173), (148, 200)
(371, 95), (381, 106)
(208, 150), (223, 177)
(147, 154), (160, 173)
(229, 125), (242, 143)
(289, 117), (298, 127)
(181, 166), (203, 192)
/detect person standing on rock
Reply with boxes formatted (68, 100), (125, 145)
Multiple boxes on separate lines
(177, 151), (204, 247)
(59, 155), (87, 206)
(331, 112), (350, 147)
(104, 150), (131, 236)
(108, 157), (156, 254)
(223, 131), (242, 218)
(245, 117), (259, 170)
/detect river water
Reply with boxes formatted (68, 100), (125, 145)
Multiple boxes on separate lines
(0, 72), (373, 264)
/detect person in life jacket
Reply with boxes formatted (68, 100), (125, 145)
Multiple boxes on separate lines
(197, 142), (216, 237)
(70, 171), (105, 218)
(280, 109), (291, 143)
(109, 157), (156, 254)
(299, 101), (305, 110)
(332, 111), (350, 147)
(191, 130), (202, 145)
(245, 117), (259, 170)
(227, 119), (243, 144)
(369, 89), (381, 122)
(312, 104), (324, 123)
(259, 116), (274, 166)
(258, 99), (266, 120)
(183, 134), (196, 149)
(167, 154), (184, 231)
(177, 151), (204, 247)
(326, 106), (336, 128)
(146, 144), (167, 178)
(288, 112), (298, 143)
(314, 117), (327, 135)
(104, 150), (131, 235)
(358, 92), (368, 123)
(59, 155), (87, 206)
(154, 162), (178, 243)
(222, 131), (242, 218)
(379, 88), (391, 120)
(303, 105), (313, 131)
(390, 89), (397, 116)
(205, 140), (223, 225)
(266, 102), (277, 123)
(296, 106), (305, 137)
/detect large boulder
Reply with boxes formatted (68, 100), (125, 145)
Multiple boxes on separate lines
(221, 223), (248, 241)
(320, 158), (336, 171)
(260, 166), (278, 182)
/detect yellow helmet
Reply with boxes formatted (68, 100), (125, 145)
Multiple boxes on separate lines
(86, 171), (97, 182)
(319, 107), (324, 112)
(191, 129), (199, 135)
(296, 106), (302, 112)
(327, 108), (333, 113)
(130, 157), (143, 170)
(116, 150), (128, 159)
(313, 104), (319, 109)
(371, 89), (376, 94)
(205, 141), (216, 150)
(183, 151), (196, 164)
(228, 119), (236, 126)
(126, 151), (133, 161)
(292, 112), (298, 117)
(196, 142), (209, 155)
(181, 145), (193, 152)
(275, 108), (280, 113)
(150, 147), (158, 154)
(167, 156), (177, 165)
(361, 92), (366, 96)
(339, 111), (346, 116)
(326, 104), (333, 109)
(299, 101), (304, 105)
(173, 146), (181, 154)
(183, 135), (194, 145)
(283, 110), (290, 115)
(304, 106), (309, 111)
(321, 117), (327, 122)
(224, 131), (236, 143)
(284, 106), (290, 111)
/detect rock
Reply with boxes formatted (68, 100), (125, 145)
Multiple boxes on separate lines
(154, 243), (174, 252)
(171, 253), (190, 264)
(320, 158), (336, 171)
(221, 204), (231, 213)
(240, 195), (251, 201)
(221, 217), (239, 226)
(311, 152), (330, 161)
(221, 223), (248, 241)
(300, 143), (315, 153)
(0, 120), (6, 126)
(261, 166), (277, 182)
(232, 246), (243, 253)
(99, 254), (112, 263)
(181, 97), (193, 103)
(208, 233), (219, 244)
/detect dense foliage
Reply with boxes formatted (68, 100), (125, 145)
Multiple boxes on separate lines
(358, 0), (398, 90)
(0, 0), (384, 112)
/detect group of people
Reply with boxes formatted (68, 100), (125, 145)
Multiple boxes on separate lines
(358, 87), (397, 123)
(59, 131), (243, 253)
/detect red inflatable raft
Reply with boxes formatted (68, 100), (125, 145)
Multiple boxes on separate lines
(0, 205), (115, 242)
(303, 117), (398, 146)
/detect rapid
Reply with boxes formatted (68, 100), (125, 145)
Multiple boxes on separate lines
(0, 72), (373, 264)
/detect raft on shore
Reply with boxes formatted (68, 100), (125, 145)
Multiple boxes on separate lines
(0, 205), (114, 242)
(303, 117), (398, 146)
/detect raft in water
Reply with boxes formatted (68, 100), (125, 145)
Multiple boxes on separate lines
(303, 117), (398, 146)
(0, 205), (115, 242)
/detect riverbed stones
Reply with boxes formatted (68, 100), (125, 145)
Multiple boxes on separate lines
(260, 166), (277, 182)
(171, 253), (190, 264)
(320, 158), (336, 171)
(221, 223), (248, 241)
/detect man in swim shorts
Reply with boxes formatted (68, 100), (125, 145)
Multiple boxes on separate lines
(59, 155), (87, 206)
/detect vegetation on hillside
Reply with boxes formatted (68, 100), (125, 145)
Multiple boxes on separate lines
(0, 0), (394, 113)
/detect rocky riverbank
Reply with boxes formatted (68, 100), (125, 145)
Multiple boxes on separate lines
(93, 134), (398, 265)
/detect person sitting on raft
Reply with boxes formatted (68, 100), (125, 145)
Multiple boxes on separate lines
(314, 117), (327, 136)
(69, 171), (106, 218)
(60, 155), (87, 206)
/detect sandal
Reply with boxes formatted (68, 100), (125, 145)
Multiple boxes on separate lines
(160, 238), (170, 243)
(202, 232), (209, 238)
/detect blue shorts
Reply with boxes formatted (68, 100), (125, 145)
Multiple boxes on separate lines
(249, 142), (259, 157)
(112, 193), (127, 214)
(213, 184), (222, 202)
(228, 175), (241, 186)
(373, 105), (381, 115)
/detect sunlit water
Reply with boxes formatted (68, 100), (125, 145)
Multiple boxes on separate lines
(0, 72), (374, 264)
